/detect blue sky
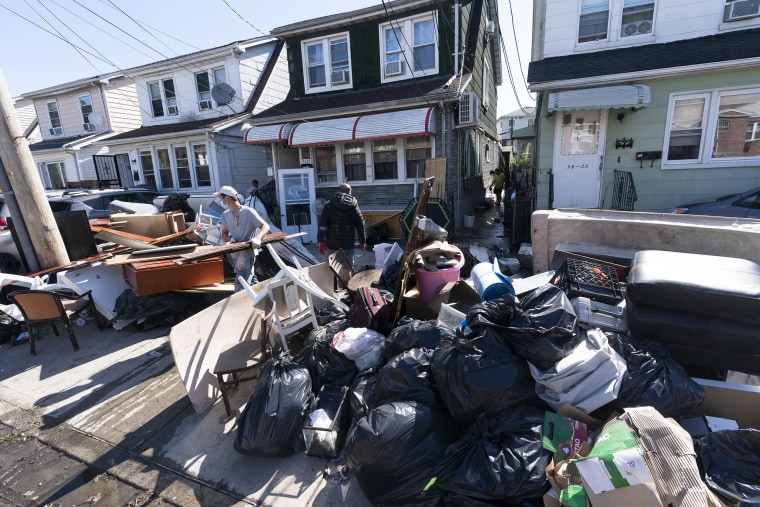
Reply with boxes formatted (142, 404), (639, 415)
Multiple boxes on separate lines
(0, 0), (534, 116)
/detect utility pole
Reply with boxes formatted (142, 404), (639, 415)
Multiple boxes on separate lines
(0, 67), (69, 270)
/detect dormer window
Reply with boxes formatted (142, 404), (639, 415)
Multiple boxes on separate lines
(302, 33), (352, 94)
(579, 0), (609, 43)
(621, 0), (654, 37)
(380, 12), (439, 83)
(148, 78), (177, 117)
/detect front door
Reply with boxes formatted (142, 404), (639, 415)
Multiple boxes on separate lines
(552, 109), (607, 208)
(277, 168), (316, 243)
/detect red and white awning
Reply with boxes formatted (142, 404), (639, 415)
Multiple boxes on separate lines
(243, 122), (296, 144)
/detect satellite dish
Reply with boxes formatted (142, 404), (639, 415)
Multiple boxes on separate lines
(88, 112), (102, 125)
(211, 83), (236, 105)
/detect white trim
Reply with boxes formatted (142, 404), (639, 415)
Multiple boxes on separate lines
(301, 32), (353, 94)
(379, 11), (439, 84)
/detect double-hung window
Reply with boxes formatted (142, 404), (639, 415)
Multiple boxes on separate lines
(578, 0), (609, 43)
(380, 13), (438, 82)
(373, 140), (398, 180)
(621, 0), (654, 37)
(46, 100), (63, 136)
(196, 67), (227, 110)
(302, 33), (352, 94)
(405, 136), (431, 179)
(343, 142), (367, 182)
(78, 94), (96, 132)
(148, 78), (177, 117)
(663, 87), (760, 167)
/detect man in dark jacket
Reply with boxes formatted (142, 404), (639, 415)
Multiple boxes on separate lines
(318, 183), (366, 258)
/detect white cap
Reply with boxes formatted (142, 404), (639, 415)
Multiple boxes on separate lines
(215, 185), (239, 199)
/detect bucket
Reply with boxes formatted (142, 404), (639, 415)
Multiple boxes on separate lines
(415, 247), (464, 304)
(470, 259), (515, 301)
(464, 215), (475, 228)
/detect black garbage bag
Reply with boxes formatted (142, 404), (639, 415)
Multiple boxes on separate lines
(431, 329), (538, 426)
(293, 338), (357, 394)
(468, 285), (579, 371)
(306, 318), (351, 346)
(438, 404), (551, 503)
(699, 429), (760, 506)
(315, 303), (349, 326)
(385, 319), (455, 361)
(374, 347), (441, 408)
(234, 359), (313, 456)
(606, 333), (705, 417)
(348, 367), (378, 422)
(161, 192), (196, 223)
(344, 401), (461, 506)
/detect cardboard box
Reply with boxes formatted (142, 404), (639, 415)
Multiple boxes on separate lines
(123, 257), (224, 296)
(402, 279), (481, 322)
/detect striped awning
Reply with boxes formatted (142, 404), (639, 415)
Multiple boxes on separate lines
(243, 122), (296, 144)
(547, 85), (651, 112)
(288, 107), (436, 147)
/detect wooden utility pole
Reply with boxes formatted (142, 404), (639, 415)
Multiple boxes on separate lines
(0, 67), (69, 270)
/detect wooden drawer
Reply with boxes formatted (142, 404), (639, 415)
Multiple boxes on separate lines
(123, 257), (224, 296)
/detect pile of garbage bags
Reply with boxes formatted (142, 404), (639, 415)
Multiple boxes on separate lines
(233, 283), (757, 506)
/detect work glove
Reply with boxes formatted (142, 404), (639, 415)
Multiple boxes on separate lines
(319, 242), (326, 255)
(251, 237), (262, 248)
(359, 243), (366, 251)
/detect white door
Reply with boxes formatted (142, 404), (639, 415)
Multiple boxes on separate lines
(277, 168), (317, 243)
(552, 109), (607, 208)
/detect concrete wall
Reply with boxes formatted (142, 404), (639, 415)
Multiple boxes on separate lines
(531, 208), (760, 273)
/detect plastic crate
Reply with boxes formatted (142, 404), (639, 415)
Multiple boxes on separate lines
(302, 385), (349, 458)
(551, 258), (624, 304)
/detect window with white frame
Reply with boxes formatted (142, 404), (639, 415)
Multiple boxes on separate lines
(40, 162), (65, 188)
(621, 0), (654, 37)
(663, 87), (760, 167)
(46, 100), (63, 136)
(380, 12), (438, 82)
(578, 0), (609, 43)
(195, 67), (227, 110)
(374, 139), (398, 180)
(140, 150), (157, 188)
(175, 146), (191, 188)
(315, 146), (338, 183)
(724, 0), (760, 22)
(405, 136), (430, 179)
(302, 33), (352, 94)
(78, 93), (96, 131)
(343, 142), (367, 182)
(148, 79), (178, 117)
(193, 144), (211, 187)
(156, 148), (173, 188)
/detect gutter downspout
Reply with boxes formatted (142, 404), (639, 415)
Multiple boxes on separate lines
(454, 1), (460, 76)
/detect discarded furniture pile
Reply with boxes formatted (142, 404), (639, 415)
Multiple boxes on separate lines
(168, 178), (760, 507)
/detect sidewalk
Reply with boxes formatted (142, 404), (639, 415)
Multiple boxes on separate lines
(0, 209), (510, 506)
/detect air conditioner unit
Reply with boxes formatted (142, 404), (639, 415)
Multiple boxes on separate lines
(331, 69), (349, 85)
(384, 60), (405, 77)
(199, 99), (213, 111)
(49, 127), (63, 136)
(83, 123), (96, 132)
(459, 92), (478, 125)
(486, 20), (496, 34)
(726, 0), (760, 20)
(167, 105), (179, 115)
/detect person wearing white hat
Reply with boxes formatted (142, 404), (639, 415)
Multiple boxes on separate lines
(215, 185), (270, 291)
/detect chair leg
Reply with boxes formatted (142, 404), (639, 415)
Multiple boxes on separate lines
(216, 373), (233, 418)
(50, 323), (60, 336)
(64, 320), (80, 351)
(27, 324), (36, 355)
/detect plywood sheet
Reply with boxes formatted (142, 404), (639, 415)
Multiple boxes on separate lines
(58, 262), (133, 320)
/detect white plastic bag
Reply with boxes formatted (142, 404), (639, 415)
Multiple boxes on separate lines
(331, 327), (385, 371)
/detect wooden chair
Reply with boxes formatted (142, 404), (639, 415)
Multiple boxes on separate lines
(328, 249), (355, 292)
(267, 276), (318, 356)
(8, 289), (103, 355)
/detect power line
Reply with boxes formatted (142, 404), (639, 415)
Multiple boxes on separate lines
(219, 0), (266, 36)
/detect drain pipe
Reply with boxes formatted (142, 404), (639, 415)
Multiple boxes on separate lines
(454, 1), (460, 75)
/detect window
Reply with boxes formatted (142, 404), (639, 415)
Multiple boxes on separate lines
(78, 93), (95, 130)
(193, 144), (211, 187)
(724, 0), (760, 22)
(664, 88), (760, 167)
(195, 67), (226, 110)
(156, 148), (173, 188)
(148, 79), (177, 117)
(579, 0), (609, 43)
(46, 100), (63, 136)
(315, 146), (337, 183)
(621, 0), (654, 37)
(560, 112), (600, 155)
(374, 140), (398, 180)
(380, 13), (438, 82)
(41, 162), (65, 188)
(343, 142), (367, 182)
(302, 33), (352, 93)
(405, 136), (430, 179)
(140, 151), (156, 188)
(175, 146), (191, 188)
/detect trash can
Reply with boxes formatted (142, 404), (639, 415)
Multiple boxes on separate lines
(415, 247), (464, 304)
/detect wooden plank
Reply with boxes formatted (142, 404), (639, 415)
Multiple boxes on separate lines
(427, 158), (447, 200)
(105, 245), (216, 266)
(173, 231), (296, 265)
(94, 228), (157, 250)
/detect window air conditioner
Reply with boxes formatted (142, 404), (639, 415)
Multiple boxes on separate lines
(199, 99), (213, 110)
(459, 92), (478, 125)
(384, 60), (404, 77)
(331, 69), (349, 85)
(486, 20), (496, 34)
(167, 105), (179, 115)
(725, 0), (760, 20)
(83, 123), (96, 132)
(49, 127), (63, 136)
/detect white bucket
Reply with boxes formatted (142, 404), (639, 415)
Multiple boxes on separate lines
(464, 215), (475, 228)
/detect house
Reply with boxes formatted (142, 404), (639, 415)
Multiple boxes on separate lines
(18, 72), (141, 189)
(241, 0), (502, 242)
(497, 106), (535, 164)
(527, 0), (760, 212)
(97, 36), (289, 195)
(11, 97), (41, 145)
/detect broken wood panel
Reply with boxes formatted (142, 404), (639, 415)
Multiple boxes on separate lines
(123, 257), (224, 296)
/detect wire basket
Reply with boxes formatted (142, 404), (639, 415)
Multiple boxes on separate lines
(551, 259), (624, 304)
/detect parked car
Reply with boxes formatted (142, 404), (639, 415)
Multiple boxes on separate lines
(671, 187), (760, 218)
